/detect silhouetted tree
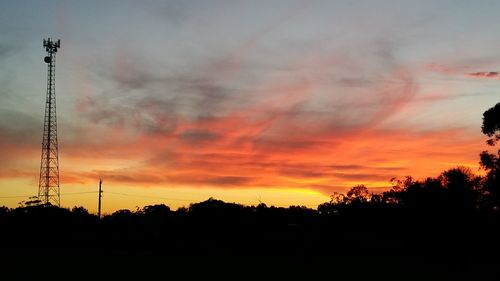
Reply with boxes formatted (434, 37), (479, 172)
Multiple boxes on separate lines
(141, 204), (171, 216)
(330, 192), (346, 204)
(72, 206), (90, 215)
(140, 204), (172, 226)
(346, 185), (370, 203)
(18, 196), (42, 208)
(317, 201), (339, 215)
(383, 176), (415, 204)
(189, 197), (245, 216)
(370, 193), (383, 204)
(105, 209), (136, 225)
(480, 102), (500, 209)
(482, 102), (500, 146)
(439, 167), (480, 211)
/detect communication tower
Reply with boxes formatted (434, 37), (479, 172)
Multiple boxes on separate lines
(38, 38), (61, 206)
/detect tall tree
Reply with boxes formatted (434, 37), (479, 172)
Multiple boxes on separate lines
(482, 102), (500, 146)
(480, 102), (500, 209)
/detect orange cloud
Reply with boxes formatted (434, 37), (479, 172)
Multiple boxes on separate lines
(44, 112), (483, 198)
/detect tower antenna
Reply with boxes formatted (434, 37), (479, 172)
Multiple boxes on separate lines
(38, 38), (61, 206)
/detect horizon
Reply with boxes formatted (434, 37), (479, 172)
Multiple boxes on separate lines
(1, 0), (499, 213)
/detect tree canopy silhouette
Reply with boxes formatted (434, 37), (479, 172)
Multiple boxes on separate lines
(482, 102), (500, 146)
(479, 102), (500, 209)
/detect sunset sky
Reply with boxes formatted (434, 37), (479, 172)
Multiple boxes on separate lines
(1, 0), (499, 213)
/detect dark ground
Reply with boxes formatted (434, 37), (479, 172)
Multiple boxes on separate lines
(2, 205), (500, 279)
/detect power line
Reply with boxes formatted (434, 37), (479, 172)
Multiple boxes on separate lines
(0, 191), (97, 199)
(62, 191), (97, 196)
(0, 191), (318, 208)
(0, 195), (32, 199)
(105, 191), (193, 202)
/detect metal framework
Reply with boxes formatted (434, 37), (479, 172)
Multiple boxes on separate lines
(38, 38), (61, 206)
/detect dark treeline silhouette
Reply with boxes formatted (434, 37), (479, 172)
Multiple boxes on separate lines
(1, 102), (500, 277)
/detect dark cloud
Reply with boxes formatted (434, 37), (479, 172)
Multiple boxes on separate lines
(146, 1), (192, 25)
(0, 42), (18, 60)
(130, 97), (179, 135)
(166, 174), (255, 187)
(205, 176), (254, 186)
(171, 76), (231, 119)
(0, 45), (12, 59)
(332, 172), (391, 181)
(278, 163), (404, 181)
(330, 164), (404, 171)
(179, 129), (220, 145)
(338, 78), (374, 87)
(279, 168), (329, 179)
(466, 71), (500, 79)
(73, 170), (165, 185)
(0, 110), (40, 146)
(80, 82), (210, 136)
(143, 148), (179, 168)
(82, 50), (237, 135)
(330, 164), (365, 170)
(84, 105), (127, 127)
(253, 137), (324, 152)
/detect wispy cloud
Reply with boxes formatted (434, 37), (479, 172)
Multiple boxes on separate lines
(466, 71), (500, 79)
(426, 63), (500, 80)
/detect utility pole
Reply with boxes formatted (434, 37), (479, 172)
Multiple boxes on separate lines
(98, 179), (102, 219)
